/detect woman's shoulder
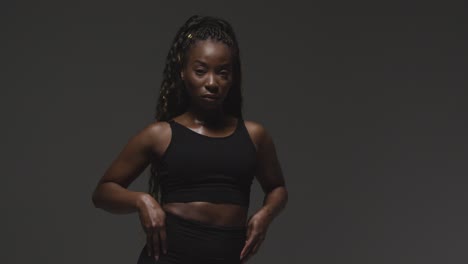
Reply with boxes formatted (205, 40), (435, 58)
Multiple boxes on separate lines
(132, 120), (172, 156)
(242, 119), (272, 151)
(242, 119), (268, 136)
(140, 119), (171, 137)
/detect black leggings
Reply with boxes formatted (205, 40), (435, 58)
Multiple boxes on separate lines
(137, 211), (247, 264)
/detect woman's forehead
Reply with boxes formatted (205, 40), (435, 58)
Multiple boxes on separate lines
(186, 39), (232, 64)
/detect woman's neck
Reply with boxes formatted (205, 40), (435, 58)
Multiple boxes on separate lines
(185, 105), (227, 126)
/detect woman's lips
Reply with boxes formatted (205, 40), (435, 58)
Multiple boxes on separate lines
(201, 95), (219, 101)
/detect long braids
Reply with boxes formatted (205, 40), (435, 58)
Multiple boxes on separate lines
(148, 15), (244, 202)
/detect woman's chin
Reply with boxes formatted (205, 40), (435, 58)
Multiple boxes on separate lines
(199, 100), (223, 109)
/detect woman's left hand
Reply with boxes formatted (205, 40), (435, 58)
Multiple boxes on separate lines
(240, 211), (272, 263)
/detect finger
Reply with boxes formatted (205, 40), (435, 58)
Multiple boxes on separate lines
(245, 224), (252, 239)
(152, 231), (160, 260)
(241, 235), (258, 260)
(159, 226), (168, 254)
(146, 233), (153, 257)
(251, 238), (263, 255)
(244, 233), (263, 259)
(240, 238), (252, 259)
(242, 253), (252, 264)
(241, 251), (251, 264)
(241, 249), (254, 264)
(240, 226), (253, 258)
(244, 239), (262, 263)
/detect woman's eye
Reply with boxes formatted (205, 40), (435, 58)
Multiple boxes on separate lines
(195, 70), (205, 75)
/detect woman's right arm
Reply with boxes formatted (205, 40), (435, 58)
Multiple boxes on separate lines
(91, 122), (162, 214)
(92, 122), (169, 260)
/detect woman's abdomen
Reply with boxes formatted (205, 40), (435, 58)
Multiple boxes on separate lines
(162, 202), (248, 227)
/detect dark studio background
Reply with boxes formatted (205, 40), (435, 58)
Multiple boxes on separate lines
(3, 1), (468, 263)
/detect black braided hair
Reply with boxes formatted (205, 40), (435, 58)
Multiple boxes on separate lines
(148, 15), (244, 202)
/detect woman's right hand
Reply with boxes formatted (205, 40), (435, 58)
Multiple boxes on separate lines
(136, 194), (168, 261)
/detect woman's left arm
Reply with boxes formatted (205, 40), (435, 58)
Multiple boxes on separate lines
(240, 123), (288, 263)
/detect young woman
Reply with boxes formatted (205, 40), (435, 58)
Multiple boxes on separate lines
(92, 15), (288, 264)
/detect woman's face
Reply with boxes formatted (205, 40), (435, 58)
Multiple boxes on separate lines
(181, 38), (233, 109)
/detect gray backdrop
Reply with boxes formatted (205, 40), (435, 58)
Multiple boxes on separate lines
(3, 0), (468, 263)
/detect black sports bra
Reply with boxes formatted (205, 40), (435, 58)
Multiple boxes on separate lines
(156, 117), (257, 207)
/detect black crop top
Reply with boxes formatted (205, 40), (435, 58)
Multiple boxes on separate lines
(156, 117), (257, 207)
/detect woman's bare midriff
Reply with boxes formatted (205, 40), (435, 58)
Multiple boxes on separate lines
(162, 202), (248, 227)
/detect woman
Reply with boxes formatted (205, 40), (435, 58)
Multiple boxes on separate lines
(92, 15), (288, 264)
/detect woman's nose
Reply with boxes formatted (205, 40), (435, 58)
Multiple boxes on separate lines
(205, 74), (218, 89)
